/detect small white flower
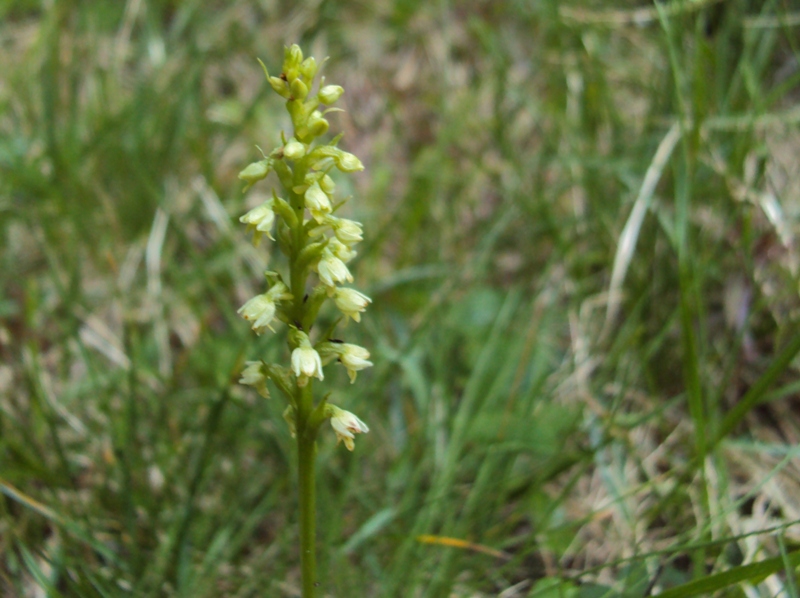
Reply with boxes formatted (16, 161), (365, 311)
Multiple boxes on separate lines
(328, 405), (369, 451)
(237, 294), (277, 334)
(307, 216), (363, 247)
(329, 238), (357, 263)
(304, 181), (332, 222)
(338, 344), (373, 383)
(239, 200), (276, 245)
(333, 288), (371, 322)
(291, 334), (324, 386)
(239, 361), (269, 398)
(237, 281), (292, 335)
(317, 248), (353, 288)
(291, 346), (323, 379)
(333, 218), (363, 245)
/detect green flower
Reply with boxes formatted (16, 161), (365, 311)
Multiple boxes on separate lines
(309, 146), (364, 172)
(238, 159), (272, 191)
(304, 181), (332, 222)
(318, 85), (344, 105)
(283, 138), (306, 160)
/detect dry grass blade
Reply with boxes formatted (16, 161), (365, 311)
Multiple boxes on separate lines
(602, 122), (681, 339)
(560, 0), (723, 26)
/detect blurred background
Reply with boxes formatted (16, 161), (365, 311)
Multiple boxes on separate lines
(2, 0), (800, 596)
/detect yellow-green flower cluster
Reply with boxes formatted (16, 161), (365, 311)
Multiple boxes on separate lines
(237, 45), (370, 451)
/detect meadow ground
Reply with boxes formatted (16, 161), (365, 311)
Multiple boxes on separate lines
(2, 1), (800, 596)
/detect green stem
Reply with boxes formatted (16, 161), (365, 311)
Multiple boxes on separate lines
(297, 383), (317, 597)
(288, 115), (318, 597)
(287, 157), (308, 326)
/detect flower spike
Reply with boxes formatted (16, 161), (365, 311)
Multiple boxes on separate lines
(236, 46), (374, 595)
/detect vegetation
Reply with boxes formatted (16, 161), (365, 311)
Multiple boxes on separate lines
(1, 0), (799, 596)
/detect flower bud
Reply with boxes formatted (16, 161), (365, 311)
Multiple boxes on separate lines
(318, 85), (344, 104)
(285, 67), (299, 83)
(238, 160), (271, 184)
(307, 111), (329, 138)
(310, 146), (364, 172)
(268, 76), (291, 98)
(300, 56), (318, 81)
(337, 152), (363, 172)
(290, 78), (309, 100)
(258, 58), (292, 99)
(284, 44), (304, 75)
(283, 138), (306, 160)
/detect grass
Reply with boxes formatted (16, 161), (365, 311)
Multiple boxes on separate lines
(2, 0), (800, 596)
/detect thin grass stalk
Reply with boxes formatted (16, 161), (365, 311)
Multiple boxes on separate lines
(656, 2), (711, 578)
